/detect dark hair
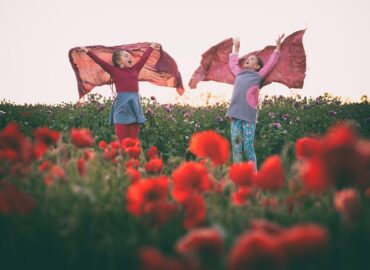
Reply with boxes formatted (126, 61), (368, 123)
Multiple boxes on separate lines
(112, 51), (122, 68)
(256, 56), (264, 71)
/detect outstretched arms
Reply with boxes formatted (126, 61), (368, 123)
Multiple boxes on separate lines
(81, 47), (115, 74)
(228, 37), (242, 75)
(259, 34), (284, 78)
(133, 43), (160, 70)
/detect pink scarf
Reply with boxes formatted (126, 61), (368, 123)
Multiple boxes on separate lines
(69, 42), (184, 99)
(189, 30), (306, 89)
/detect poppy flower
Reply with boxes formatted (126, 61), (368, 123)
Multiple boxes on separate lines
(182, 193), (206, 229)
(33, 127), (60, 146)
(172, 162), (211, 202)
(229, 162), (255, 186)
(98, 140), (107, 149)
(126, 168), (141, 184)
(253, 155), (285, 191)
(228, 230), (284, 270)
(176, 227), (223, 257)
(231, 186), (254, 206)
(146, 146), (158, 160)
(70, 128), (94, 148)
(145, 158), (163, 174)
(126, 146), (141, 159)
(295, 137), (320, 160)
(189, 130), (230, 165)
(126, 176), (169, 216)
(121, 138), (140, 151)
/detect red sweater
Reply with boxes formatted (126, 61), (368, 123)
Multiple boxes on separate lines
(87, 47), (153, 92)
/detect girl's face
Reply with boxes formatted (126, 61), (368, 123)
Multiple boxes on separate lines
(119, 51), (133, 68)
(243, 55), (260, 70)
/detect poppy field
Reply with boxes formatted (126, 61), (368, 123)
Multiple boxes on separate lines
(1, 94), (370, 270)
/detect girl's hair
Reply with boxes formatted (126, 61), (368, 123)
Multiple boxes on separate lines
(256, 56), (264, 71)
(112, 51), (122, 68)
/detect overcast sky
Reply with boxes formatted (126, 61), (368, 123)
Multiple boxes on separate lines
(0, 0), (369, 105)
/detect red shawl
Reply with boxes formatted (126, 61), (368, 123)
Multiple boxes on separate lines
(189, 30), (306, 89)
(69, 42), (184, 99)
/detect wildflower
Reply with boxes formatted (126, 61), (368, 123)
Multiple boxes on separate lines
(189, 130), (230, 166)
(146, 146), (158, 160)
(145, 158), (163, 174)
(172, 162), (211, 202)
(70, 128), (94, 148)
(228, 230), (284, 270)
(253, 156), (285, 191)
(228, 162), (255, 186)
(182, 193), (206, 229)
(175, 228), (223, 257)
(126, 176), (169, 216)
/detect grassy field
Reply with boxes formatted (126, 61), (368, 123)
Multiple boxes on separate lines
(0, 94), (370, 270)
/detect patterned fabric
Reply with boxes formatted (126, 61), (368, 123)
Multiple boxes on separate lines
(109, 92), (146, 125)
(230, 119), (257, 169)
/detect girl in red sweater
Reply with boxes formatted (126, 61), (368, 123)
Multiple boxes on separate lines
(81, 43), (160, 141)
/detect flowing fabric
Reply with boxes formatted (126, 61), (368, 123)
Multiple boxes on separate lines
(189, 30), (306, 89)
(69, 42), (184, 99)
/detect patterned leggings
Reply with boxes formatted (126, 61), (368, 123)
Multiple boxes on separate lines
(231, 119), (257, 168)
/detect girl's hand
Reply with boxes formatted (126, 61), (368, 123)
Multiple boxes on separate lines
(233, 37), (240, 53)
(150, 43), (161, 50)
(275, 34), (285, 52)
(80, 46), (89, 53)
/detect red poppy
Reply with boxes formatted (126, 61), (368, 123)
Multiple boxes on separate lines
(0, 122), (34, 163)
(334, 188), (360, 227)
(182, 193), (206, 229)
(33, 127), (60, 146)
(145, 158), (163, 174)
(253, 155), (285, 191)
(280, 224), (328, 263)
(103, 148), (117, 161)
(126, 146), (141, 159)
(295, 137), (320, 160)
(189, 130), (230, 166)
(231, 186), (254, 206)
(299, 158), (332, 192)
(84, 150), (95, 161)
(121, 138), (140, 151)
(0, 182), (36, 215)
(126, 176), (169, 216)
(109, 140), (121, 150)
(38, 160), (52, 172)
(126, 159), (140, 169)
(229, 162), (255, 186)
(146, 146), (158, 160)
(70, 128), (94, 148)
(138, 247), (189, 270)
(175, 227), (223, 256)
(33, 142), (49, 159)
(77, 157), (86, 177)
(98, 140), (107, 149)
(172, 162), (211, 202)
(228, 230), (285, 270)
(126, 168), (141, 184)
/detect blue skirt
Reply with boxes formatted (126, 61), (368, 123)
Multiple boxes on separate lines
(109, 92), (147, 125)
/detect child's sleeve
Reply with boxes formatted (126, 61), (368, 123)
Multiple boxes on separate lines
(228, 53), (242, 76)
(134, 47), (154, 71)
(87, 51), (115, 74)
(259, 51), (280, 78)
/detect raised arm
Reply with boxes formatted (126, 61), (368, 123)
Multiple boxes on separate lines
(228, 37), (241, 75)
(259, 34), (284, 78)
(86, 50), (115, 74)
(80, 47), (114, 73)
(133, 43), (159, 71)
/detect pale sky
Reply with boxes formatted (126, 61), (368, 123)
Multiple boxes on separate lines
(0, 0), (369, 105)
